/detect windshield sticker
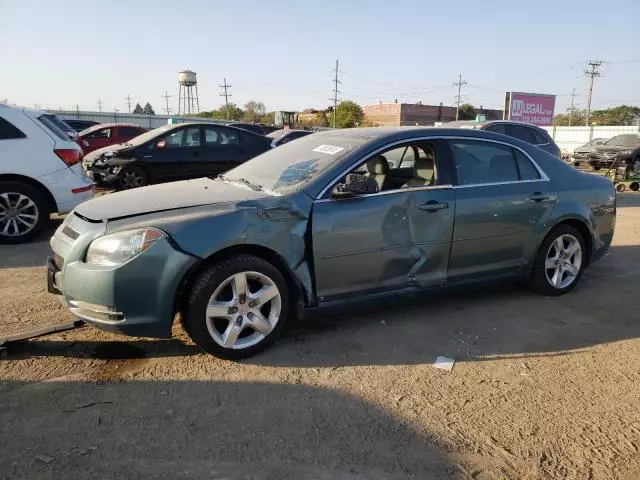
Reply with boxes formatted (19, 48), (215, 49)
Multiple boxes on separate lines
(312, 145), (344, 155)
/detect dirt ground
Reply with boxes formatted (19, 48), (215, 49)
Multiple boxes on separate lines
(1, 193), (640, 480)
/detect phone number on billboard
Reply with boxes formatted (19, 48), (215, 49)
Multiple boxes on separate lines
(519, 116), (551, 125)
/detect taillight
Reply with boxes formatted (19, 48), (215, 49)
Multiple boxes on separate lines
(54, 149), (83, 167)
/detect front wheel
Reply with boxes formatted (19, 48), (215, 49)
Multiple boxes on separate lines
(531, 225), (586, 296)
(119, 165), (148, 190)
(183, 255), (290, 360)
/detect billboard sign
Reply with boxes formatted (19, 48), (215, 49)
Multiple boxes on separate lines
(505, 92), (556, 126)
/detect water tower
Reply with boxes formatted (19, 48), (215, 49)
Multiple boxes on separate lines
(178, 69), (199, 115)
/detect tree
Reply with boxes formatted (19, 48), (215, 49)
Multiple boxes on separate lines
(143, 102), (155, 115)
(132, 103), (144, 114)
(243, 101), (266, 122)
(326, 100), (365, 128)
(458, 103), (477, 120)
(261, 111), (275, 125)
(215, 103), (244, 121)
(554, 105), (639, 126)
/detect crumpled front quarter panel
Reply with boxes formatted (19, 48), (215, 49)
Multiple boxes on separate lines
(106, 192), (315, 302)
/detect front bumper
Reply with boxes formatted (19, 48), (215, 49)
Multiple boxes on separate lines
(49, 229), (199, 338)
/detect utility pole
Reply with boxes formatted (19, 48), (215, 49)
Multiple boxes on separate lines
(452, 73), (468, 120)
(330, 60), (341, 128)
(125, 95), (133, 113)
(97, 99), (103, 112)
(219, 78), (232, 119)
(568, 88), (578, 126)
(584, 60), (603, 126)
(162, 91), (172, 115)
(76, 104), (80, 119)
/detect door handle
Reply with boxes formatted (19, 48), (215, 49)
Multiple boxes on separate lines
(528, 192), (549, 202)
(419, 201), (449, 212)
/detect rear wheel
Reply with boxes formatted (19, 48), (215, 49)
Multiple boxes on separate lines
(183, 255), (290, 360)
(591, 161), (601, 171)
(630, 182), (639, 192)
(119, 165), (148, 190)
(0, 181), (49, 244)
(616, 183), (627, 193)
(531, 225), (586, 296)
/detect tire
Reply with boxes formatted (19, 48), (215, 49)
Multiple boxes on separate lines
(119, 165), (148, 190)
(530, 224), (586, 296)
(592, 162), (601, 171)
(182, 254), (291, 360)
(0, 181), (50, 244)
(616, 183), (626, 193)
(630, 182), (639, 192)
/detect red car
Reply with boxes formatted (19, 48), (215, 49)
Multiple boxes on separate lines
(78, 123), (147, 154)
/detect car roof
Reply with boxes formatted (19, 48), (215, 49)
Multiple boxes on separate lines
(80, 123), (144, 135)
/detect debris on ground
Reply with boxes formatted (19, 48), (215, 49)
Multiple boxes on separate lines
(433, 356), (455, 372)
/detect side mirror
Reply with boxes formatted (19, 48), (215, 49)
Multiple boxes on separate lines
(156, 140), (167, 149)
(331, 174), (379, 199)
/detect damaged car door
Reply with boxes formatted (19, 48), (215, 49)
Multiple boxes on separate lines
(311, 140), (455, 301)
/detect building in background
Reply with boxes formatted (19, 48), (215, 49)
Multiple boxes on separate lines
(363, 102), (502, 126)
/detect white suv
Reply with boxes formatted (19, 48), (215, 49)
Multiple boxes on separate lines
(0, 104), (93, 243)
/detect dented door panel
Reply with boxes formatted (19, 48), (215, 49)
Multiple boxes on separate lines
(311, 187), (455, 302)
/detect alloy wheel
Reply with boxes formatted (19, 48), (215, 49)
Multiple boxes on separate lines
(121, 170), (143, 189)
(544, 234), (582, 289)
(205, 271), (282, 350)
(0, 192), (39, 237)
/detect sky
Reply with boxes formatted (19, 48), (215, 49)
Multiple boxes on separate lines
(1, 0), (639, 116)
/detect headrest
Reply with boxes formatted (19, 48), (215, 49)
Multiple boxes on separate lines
(414, 146), (435, 178)
(366, 155), (390, 175)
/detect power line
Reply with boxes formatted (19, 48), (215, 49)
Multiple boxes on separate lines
(452, 74), (468, 120)
(162, 91), (172, 115)
(340, 69), (446, 92)
(125, 95), (133, 113)
(584, 60), (604, 126)
(568, 88), (579, 126)
(330, 60), (341, 128)
(219, 78), (232, 119)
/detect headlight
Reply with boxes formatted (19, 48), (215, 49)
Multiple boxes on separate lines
(85, 228), (165, 266)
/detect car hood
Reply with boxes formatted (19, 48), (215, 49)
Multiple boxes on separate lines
(74, 178), (270, 221)
(84, 143), (132, 163)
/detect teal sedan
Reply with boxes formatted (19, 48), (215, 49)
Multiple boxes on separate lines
(48, 128), (616, 359)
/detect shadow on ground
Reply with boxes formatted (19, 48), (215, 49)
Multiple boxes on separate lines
(0, 219), (62, 269)
(0, 380), (461, 480)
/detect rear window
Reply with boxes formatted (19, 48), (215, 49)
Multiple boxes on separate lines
(509, 124), (537, 144)
(531, 128), (549, 145)
(38, 114), (71, 140)
(0, 116), (26, 140)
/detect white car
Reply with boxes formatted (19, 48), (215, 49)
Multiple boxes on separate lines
(0, 104), (93, 243)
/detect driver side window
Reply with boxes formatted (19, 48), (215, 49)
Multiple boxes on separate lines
(332, 141), (440, 197)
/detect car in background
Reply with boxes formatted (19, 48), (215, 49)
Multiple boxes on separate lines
(0, 104), (93, 243)
(79, 123), (147, 154)
(445, 120), (561, 157)
(225, 122), (265, 135)
(64, 119), (100, 132)
(589, 134), (640, 170)
(572, 138), (607, 160)
(86, 122), (272, 189)
(48, 127), (615, 359)
(267, 128), (313, 147)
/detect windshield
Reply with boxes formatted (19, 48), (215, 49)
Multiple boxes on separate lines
(219, 133), (368, 194)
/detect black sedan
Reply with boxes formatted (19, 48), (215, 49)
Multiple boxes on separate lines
(85, 123), (272, 189)
(267, 128), (313, 147)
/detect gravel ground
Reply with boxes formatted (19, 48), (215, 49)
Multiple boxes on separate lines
(1, 193), (640, 479)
